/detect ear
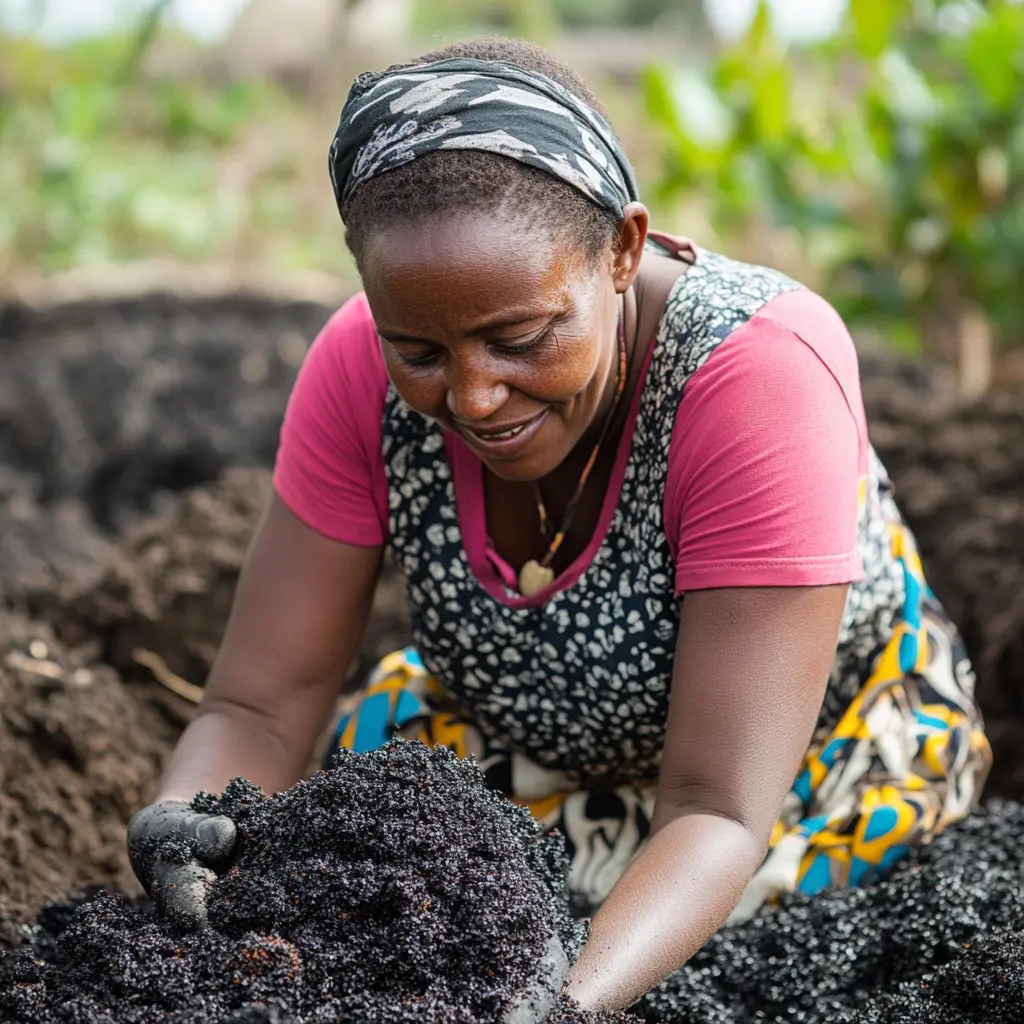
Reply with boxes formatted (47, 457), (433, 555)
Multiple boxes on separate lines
(612, 203), (650, 294)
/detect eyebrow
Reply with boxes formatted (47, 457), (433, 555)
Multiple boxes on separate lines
(378, 312), (554, 345)
(378, 331), (436, 344)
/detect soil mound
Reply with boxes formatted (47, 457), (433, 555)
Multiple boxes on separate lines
(0, 613), (179, 949)
(0, 294), (326, 532)
(5, 467), (411, 695)
(865, 381), (1024, 798)
(635, 800), (1024, 1024)
(0, 743), (632, 1024)
(5, 753), (1024, 1024)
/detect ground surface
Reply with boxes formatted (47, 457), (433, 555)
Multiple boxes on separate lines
(0, 293), (1022, 1019)
(1, 744), (600, 1023)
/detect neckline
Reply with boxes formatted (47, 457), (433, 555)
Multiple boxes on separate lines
(445, 331), (661, 608)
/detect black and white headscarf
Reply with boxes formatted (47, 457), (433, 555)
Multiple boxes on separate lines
(329, 58), (639, 218)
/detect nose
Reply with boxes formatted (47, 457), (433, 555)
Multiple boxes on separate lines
(445, 359), (509, 423)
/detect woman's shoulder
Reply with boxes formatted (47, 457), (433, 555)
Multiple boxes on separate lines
(312, 292), (387, 384)
(662, 262), (869, 460)
(283, 291), (390, 449)
(653, 238), (858, 376)
(748, 288), (859, 367)
(274, 291), (391, 546)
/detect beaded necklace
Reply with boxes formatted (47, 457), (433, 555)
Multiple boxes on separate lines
(518, 308), (629, 597)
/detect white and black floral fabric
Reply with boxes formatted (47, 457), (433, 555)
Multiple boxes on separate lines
(329, 58), (639, 216)
(382, 245), (907, 786)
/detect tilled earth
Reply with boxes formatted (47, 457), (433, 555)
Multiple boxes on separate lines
(0, 743), (607, 1024)
(1, 294), (1023, 1021)
(3, 751), (1024, 1023)
(0, 612), (180, 949)
(637, 802), (1024, 1024)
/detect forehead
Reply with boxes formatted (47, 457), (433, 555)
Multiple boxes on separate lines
(360, 214), (592, 331)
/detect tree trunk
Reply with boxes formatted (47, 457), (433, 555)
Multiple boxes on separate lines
(957, 305), (994, 401)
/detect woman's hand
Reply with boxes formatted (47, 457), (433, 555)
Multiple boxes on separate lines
(500, 932), (569, 1024)
(564, 583), (849, 1012)
(127, 800), (237, 928)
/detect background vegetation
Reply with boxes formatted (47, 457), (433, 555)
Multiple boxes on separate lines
(2, 0), (1022, 390)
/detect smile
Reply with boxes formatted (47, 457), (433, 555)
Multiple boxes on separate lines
(456, 410), (548, 458)
(488, 424), (527, 439)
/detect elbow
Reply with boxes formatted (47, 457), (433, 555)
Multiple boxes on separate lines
(653, 779), (767, 855)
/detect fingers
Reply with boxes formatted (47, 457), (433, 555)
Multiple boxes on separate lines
(501, 932), (569, 1024)
(195, 816), (237, 866)
(128, 800), (192, 847)
(127, 801), (236, 901)
(127, 802), (192, 890)
(152, 861), (218, 929)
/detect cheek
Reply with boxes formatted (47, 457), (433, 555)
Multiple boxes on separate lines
(533, 337), (601, 400)
(530, 302), (613, 403)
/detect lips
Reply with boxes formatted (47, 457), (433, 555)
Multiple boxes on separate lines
(455, 409), (548, 458)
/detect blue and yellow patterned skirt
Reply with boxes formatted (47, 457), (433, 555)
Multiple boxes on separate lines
(330, 524), (991, 920)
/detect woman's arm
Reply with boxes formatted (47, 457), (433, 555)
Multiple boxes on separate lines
(156, 492), (383, 801)
(564, 583), (848, 1012)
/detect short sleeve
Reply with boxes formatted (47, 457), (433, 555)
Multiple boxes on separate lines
(273, 293), (390, 546)
(664, 290), (868, 594)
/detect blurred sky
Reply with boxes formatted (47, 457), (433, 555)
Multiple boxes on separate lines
(0, 0), (848, 44)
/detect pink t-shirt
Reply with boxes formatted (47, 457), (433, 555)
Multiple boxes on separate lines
(274, 285), (867, 602)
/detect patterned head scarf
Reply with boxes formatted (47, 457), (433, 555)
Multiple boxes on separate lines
(329, 58), (639, 220)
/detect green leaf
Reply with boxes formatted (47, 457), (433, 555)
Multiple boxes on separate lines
(964, 2), (1024, 111)
(751, 61), (790, 147)
(849, 0), (905, 57)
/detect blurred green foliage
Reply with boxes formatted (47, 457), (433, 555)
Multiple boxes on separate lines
(5, 0), (1023, 377)
(411, 0), (690, 37)
(645, 0), (1024, 360)
(0, 16), (351, 278)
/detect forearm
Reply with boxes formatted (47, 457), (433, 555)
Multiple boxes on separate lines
(564, 809), (764, 1012)
(155, 694), (326, 802)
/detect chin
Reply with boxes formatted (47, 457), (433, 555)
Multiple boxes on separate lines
(480, 448), (564, 483)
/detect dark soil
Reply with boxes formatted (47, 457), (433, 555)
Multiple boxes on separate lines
(0, 743), (627, 1024)
(0, 293), (326, 533)
(0, 296), (1023, 1019)
(11, 466), (411, 690)
(0, 612), (180, 949)
(4, 746), (1024, 1023)
(637, 800), (1024, 1024)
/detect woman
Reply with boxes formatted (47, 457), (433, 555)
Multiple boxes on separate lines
(128, 37), (991, 1017)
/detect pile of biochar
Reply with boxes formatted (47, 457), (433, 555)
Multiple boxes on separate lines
(5, 745), (1024, 1024)
(635, 800), (1024, 1024)
(0, 742), (618, 1024)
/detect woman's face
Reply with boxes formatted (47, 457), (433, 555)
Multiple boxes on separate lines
(361, 208), (645, 483)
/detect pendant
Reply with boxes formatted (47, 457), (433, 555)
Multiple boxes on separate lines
(519, 559), (555, 597)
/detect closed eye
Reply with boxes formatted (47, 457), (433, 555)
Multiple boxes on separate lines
(396, 348), (442, 367)
(382, 337), (443, 367)
(384, 322), (558, 366)
(491, 326), (555, 358)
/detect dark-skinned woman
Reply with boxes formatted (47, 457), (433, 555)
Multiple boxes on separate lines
(128, 36), (991, 1020)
